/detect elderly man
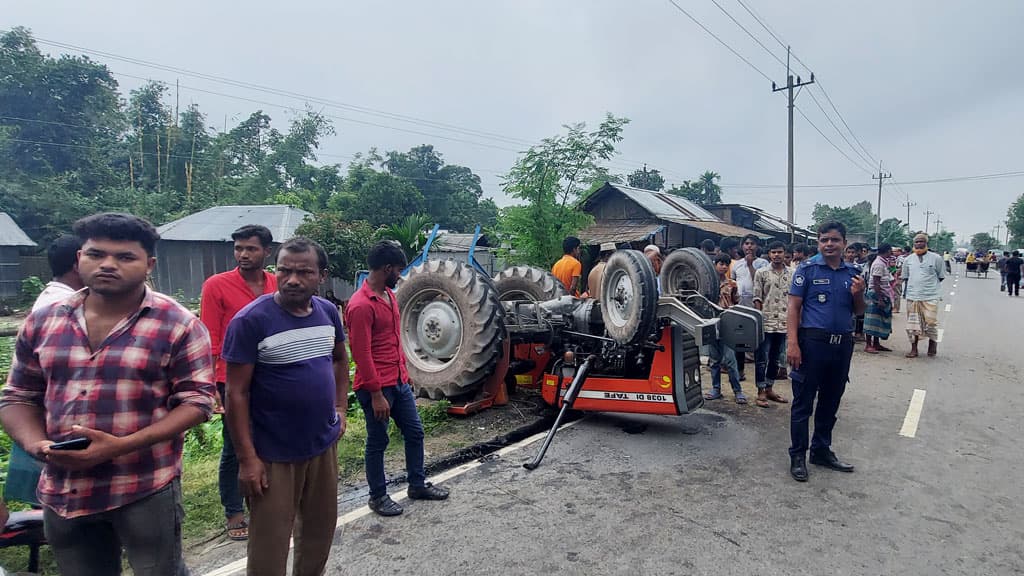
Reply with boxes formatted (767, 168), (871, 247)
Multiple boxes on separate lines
(903, 233), (945, 358)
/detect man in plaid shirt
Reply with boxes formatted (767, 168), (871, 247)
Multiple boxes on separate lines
(0, 213), (216, 576)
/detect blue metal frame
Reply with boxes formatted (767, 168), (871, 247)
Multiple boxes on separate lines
(355, 223), (488, 290)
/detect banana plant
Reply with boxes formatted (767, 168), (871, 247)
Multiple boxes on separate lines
(379, 213), (433, 261)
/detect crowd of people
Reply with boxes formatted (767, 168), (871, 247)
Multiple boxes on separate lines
(553, 226), (948, 481)
(0, 213), (447, 576)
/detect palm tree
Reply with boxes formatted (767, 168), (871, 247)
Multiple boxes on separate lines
(697, 171), (721, 205)
(379, 213), (432, 261)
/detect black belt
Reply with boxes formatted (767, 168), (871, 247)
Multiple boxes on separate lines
(799, 328), (852, 344)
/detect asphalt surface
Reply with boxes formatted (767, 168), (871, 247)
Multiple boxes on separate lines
(198, 262), (1023, 576)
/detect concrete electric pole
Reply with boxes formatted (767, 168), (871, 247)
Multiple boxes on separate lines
(772, 46), (815, 241)
(924, 210), (934, 234)
(873, 164), (892, 247)
(902, 200), (917, 230)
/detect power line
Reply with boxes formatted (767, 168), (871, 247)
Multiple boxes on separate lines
(805, 88), (875, 171)
(793, 106), (873, 176)
(707, 0), (787, 68)
(665, 0), (774, 83)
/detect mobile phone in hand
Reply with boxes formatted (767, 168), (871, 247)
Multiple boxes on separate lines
(49, 437), (91, 451)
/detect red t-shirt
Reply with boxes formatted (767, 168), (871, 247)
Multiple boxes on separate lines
(200, 268), (277, 383)
(345, 281), (409, 392)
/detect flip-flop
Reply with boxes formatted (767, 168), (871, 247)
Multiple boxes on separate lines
(905, 352), (919, 358)
(755, 398), (770, 408)
(704, 390), (724, 400)
(226, 519), (248, 541)
(766, 392), (789, 404)
(735, 394), (748, 405)
(876, 345), (893, 352)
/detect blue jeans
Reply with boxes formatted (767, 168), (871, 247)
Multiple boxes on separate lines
(356, 382), (426, 499)
(708, 342), (741, 394)
(217, 383), (244, 518)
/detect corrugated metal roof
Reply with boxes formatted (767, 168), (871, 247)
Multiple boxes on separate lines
(156, 205), (311, 242)
(660, 217), (768, 239)
(0, 212), (37, 247)
(706, 203), (813, 236)
(594, 183), (719, 222)
(578, 221), (665, 243)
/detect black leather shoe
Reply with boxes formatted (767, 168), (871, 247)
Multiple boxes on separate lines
(790, 455), (808, 482)
(407, 482), (449, 501)
(368, 495), (404, 517)
(809, 449), (855, 472)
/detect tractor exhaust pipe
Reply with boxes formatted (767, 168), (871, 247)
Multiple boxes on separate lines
(523, 354), (596, 471)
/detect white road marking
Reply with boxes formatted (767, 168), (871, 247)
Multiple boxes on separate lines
(944, 304), (952, 312)
(950, 292), (955, 296)
(899, 389), (927, 438)
(202, 419), (583, 576)
(937, 328), (944, 342)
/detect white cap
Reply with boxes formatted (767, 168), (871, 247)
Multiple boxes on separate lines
(644, 244), (660, 255)
(600, 242), (616, 252)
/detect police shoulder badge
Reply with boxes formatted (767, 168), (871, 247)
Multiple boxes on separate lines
(794, 275), (805, 286)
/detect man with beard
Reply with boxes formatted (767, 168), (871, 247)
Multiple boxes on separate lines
(902, 233), (945, 358)
(0, 213), (216, 575)
(222, 237), (348, 576)
(199, 224), (276, 541)
(347, 241), (449, 517)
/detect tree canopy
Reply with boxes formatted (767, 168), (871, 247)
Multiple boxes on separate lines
(811, 201), (875, 236)
(664, 171), (722, 206)
(626, 166), (664, 191)
(970, 232), (1001, 252)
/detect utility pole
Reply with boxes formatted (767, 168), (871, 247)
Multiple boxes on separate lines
(873, 163), (892, 247)
(902, 200), (917, 230)
(994, 223), (1002, 243)
(934, 216), (943, 234)
(924, 210), (934, 234)
(772, 46), (815, 241)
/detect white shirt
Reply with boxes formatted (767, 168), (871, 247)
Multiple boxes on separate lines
(31, 281), (79, 312)
(730, 257), (769, 307)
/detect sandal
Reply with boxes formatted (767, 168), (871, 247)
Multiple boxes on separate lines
(765, 390), (789, 404)
(368, 495), (404, 517)
(704, 390), (724, 400)
(226, 519), (249, 541)
(735, 393), (748, 405)
(755, 397), (769, 408)
(876, 345), (893, 352)
(905, 351), (919, 358)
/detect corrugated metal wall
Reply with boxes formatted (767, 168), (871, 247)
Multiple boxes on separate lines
(0, 247), (21, 300)
(153, 240), (237, 302)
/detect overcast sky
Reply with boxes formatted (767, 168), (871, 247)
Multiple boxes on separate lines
(5, 0), (1023, 242)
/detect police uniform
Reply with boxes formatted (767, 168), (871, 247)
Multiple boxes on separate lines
(788, 258), (862, 460)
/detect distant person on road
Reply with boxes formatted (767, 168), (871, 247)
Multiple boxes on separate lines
(552, 236), (583, 295)
(786, 220), (864, 482)
(347, 241), (450, 517)
(997, 251), (1010, 292)
(892, 247), (905, 314)
(587, 242), (616, 301)
(903, 233), (946, 358)
(222, 237), (348, 576)
(705, 254), (745, 404)
(31, 235), (84, 311)
(0, 213), (216, 575)
(864, 244), (895, 354)
(943, 251), (953, 274)
(1005, 251), (1023, 297)
(199, 224), (277, 542)
(753, 241), (791, 408)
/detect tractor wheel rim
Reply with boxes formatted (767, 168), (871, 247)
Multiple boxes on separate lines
(402, 289), (463, 370)
(606, 269), (635, 328)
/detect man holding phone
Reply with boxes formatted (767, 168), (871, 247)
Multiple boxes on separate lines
(346, 241), (449, 517)
(0, 213), (216, 575)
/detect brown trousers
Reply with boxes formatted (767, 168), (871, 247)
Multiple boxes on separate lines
(247, 444), (338, 576)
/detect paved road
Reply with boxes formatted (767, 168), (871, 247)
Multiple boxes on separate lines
(199, 263), (1024, 575)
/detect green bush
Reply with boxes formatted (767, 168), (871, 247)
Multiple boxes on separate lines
(20, 276), (45, 304)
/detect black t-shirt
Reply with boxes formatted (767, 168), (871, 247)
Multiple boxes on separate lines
(1006, 257), (1024, 277)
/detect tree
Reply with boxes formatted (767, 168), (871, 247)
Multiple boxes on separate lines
(811, 201), (874, 235)
(384, 145), (493, 232)
(930, 230), (956, 254)
(379, 213), (432, 261)
(878, 217), (910, 247)
(496, 114), (629, 267)
(1007, 193), (1024, 246)
(294, 212), (376, 282)
(970, 232), (1000, 252)
(663, 171), (722, 206)
(626, 166), (664, 191)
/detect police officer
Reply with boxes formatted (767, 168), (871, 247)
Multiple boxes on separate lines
(786, 220), (865, 482)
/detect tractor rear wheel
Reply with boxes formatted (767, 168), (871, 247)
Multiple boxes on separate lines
(660, 248), (720, 302)
(600, 250), (658, 345)
(396, 259), (505, 400)
(492, 266), (568, 302)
